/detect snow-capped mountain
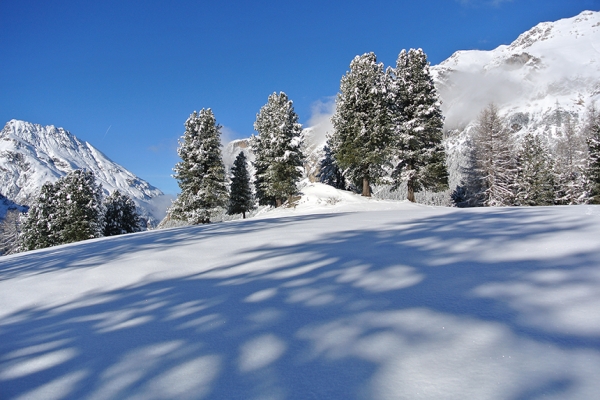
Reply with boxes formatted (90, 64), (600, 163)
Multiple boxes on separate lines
(433, 10), (600, 138)
(428, 10), (600, 187)
(433, 10), (600, 131)
(0, 119), (169, 224)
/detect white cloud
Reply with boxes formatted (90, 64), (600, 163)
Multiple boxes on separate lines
(220, 125), (240, 147)
(304, 97), (336, 148)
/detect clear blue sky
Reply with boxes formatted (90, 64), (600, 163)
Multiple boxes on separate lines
(1, 0), (598, 194)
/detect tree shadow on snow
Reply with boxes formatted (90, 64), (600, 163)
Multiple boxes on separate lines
(1, 207), (599, 399)
(0, 213), (341, 281)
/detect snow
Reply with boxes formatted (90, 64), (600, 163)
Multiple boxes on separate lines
(0, 120), (168, 223)
(432, 10), (600, 132)
(1, 183), (600, 399)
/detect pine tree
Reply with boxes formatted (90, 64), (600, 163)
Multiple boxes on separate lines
(20, 170), (104, 250)
(514, 133), (555, 206)
(227, 151), (254, 218)
(170, 109), (229, 224)
(555, 115), (587, 204)
(583, 106), (600, 204)
(20, 182), (60, 250)
(316, 145), (346, 190)
(103, 190), (141, 236)
(329, 52), (392, 197)
(464, 104), (516, 206)
(390, 49), (448, 202)
(252, 92), (304, 207)
(54, 170), (105, 244)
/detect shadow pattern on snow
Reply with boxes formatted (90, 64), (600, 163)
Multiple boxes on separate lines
(0, 214), (341, 281)
(1, 207), (600, 399)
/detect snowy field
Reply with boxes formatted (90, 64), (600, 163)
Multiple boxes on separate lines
(1, 183), (600, 399)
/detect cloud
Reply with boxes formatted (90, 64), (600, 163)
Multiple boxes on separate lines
(220, 126), (241, 147)
(304, 97), (336, 148)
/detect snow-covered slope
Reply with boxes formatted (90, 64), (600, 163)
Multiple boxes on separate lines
(433, 10), (600, 134)
(0, 119), (169, 224)
(1, 185), (600, 399)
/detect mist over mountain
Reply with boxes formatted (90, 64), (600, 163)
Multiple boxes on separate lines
(432, 10), (600, 187)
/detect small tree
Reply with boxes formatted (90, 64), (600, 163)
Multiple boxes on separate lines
(329, 52), (392, 197)
(317, 145), (346, 190)
(514, 133), (555, 206)
(252, 92), (304, 207)
(227, 152), (254, 218)
(103, 190), (141, 236)
(170, 109), (229, 223)
(390, 49), (448, 201)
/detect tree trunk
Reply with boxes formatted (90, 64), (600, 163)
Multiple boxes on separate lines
(362, 178), (371, 197)
(407, 180), (415, 202)
(276, 198), (282, 208)
(242, 211), (246, 219)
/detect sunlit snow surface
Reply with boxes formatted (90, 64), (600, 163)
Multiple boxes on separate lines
(1, 183), (600, 399)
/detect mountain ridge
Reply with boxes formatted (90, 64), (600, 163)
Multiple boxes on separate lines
(0, 119), (170, 224)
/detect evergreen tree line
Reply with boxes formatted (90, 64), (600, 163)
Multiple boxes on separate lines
(171, 50), (448, 225)
(13, 169), (142, 252)
(320, 49), (449, 200)
(453, 103), (600, 207)
(169, 93), (303, 224)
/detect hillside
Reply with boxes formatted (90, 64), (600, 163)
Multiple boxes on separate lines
(1, 184), (599, 399)
(0, 120), (169, 224)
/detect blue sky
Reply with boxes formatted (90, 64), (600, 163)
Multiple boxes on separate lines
(1, 0), (598, 194)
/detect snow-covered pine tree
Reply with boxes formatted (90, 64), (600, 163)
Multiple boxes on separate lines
(583, 106), (600, 204)
(514, 133), (555, 206)
(329, 52), (392, 197)
(390, 49), (448, 202)
(252, 92), (304, 207)
(252, 132), (277, 207)
(464, 104), (516, 207)
(103, 190), (141, 236)
(20, 181), (60, 250)
(170, 109), (229, 224)
(54, 169), (105, 244)
(316, 145), (346, 190)
(554, 115), (587, 205)
(21, 170), (105, 250)
(227, 151), (254, 218)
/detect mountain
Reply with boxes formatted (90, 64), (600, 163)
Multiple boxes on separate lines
(0, 119), (169, 225)
(433, 10), (600, 131)
(1, 185), (600, 398)
(432, 10), (600, 186)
